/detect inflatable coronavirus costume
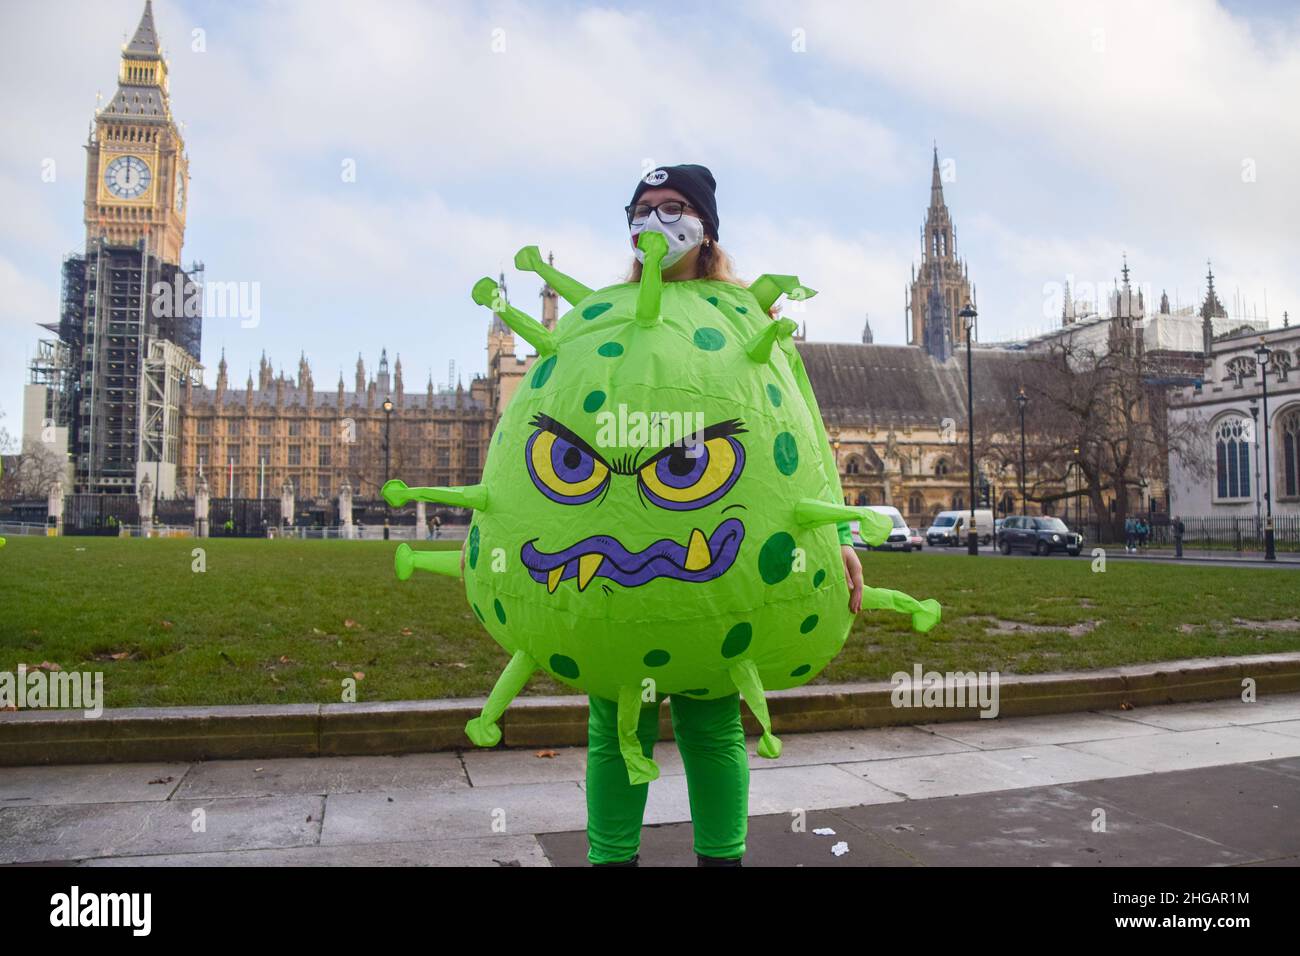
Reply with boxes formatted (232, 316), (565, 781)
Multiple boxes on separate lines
(385, 231), (940, 785)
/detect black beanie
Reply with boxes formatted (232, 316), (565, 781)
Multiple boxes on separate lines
(629, 164), (719, 241)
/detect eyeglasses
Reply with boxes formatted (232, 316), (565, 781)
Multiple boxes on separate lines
(625, 201), (694, 226)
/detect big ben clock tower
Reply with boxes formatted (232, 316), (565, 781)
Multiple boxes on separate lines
(85, 0), (188, 264)
(28, 0), (204, 499)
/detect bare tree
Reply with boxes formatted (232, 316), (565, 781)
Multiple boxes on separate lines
(1016, 333), (1210, 541)
(15, 441), (69, 498)
(0, 411), (68, 499)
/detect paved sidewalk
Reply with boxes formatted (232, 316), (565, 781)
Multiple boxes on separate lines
(3, 694), (1300, 866)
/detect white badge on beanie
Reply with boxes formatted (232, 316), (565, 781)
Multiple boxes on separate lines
(631, 210), (705, 268)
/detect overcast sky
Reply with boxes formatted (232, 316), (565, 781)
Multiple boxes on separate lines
(3, 0), (1299, 440)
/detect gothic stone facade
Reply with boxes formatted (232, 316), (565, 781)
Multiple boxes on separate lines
(178, 351), (493, 500)
(796, 342), (1048, 522)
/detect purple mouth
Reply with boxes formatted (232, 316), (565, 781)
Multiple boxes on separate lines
(520, 518), (745, 591)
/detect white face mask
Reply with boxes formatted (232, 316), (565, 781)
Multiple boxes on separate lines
(631, 210), (705, 268)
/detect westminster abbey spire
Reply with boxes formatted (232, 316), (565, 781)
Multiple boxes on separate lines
(906, 145), (975, 359)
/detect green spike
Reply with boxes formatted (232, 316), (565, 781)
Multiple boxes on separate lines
(393, 543), (462, 581)
(634, 230), (667, 328)
(514, 245), (593, 308)
(793, 498), (893, 546)
(729, 659), (781, 758)
(471, 277), (556, 355)
(617, 684), (660, 784)
(382, 478), (488, 511)
(465, 649), (539, 747)
(744, 317), (799, 363)
(749, 274), (818, 314)
(861, 587), (942, 633)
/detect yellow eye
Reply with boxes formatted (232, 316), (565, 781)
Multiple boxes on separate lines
(527, 428), (610, 504)
(638, 435), (745, 511)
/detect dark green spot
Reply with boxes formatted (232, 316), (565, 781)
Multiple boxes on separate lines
(693, 327), (725, 351)
(800, 615), (819, 634)
(759, 532), (796, 584)
(679, 688), (709, 696)
(813, 569), (826, 588)
(790, 664), (812, 677)
(468, 525), (480, 569)
(766, 384), (782, 407)
(597, 341), (624, 357)
(582, 302), (612, 320)
(643, 649), (671, 667)
(773, 432), (799, 476)
(530, 355), (556, 389)
(583, 390), (606, 413)
(493, 599), (506, 625)
(704, 295), (719, 306)
(735, 305), (748, 314)
(471, 603), (484, 622)
(550, 654), (580, 679)
(721, 622), (752, 659)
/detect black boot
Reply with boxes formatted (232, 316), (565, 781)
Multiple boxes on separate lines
(696, 853), (743, 867)
(592, 853), (639, 867)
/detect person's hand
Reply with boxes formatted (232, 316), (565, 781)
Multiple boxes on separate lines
(841, 544), (863, 614)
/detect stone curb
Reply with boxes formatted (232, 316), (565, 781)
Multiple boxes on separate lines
(3, 653), (1298, 766)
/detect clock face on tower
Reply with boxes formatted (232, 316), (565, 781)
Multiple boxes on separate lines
(174, 168), (185, 213)
(104, 155), (151, 200)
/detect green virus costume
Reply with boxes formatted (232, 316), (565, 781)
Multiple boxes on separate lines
(386, 232), (940, 861)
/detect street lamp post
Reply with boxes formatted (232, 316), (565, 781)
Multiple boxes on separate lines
(830, 430), (842, 503)
(1254, 339), (1276, 561)
(960, 302), (979, 555)
(1016, 386), (1028, 516)
(1249, 397), (1262, 530)
(1072, 444), (1081, 532)
(382, 397), (394, 541)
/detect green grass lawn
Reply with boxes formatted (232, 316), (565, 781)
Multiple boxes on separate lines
(1, 536), (1297, 708)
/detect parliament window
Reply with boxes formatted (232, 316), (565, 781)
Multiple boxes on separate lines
(1283, 408), (1299, 498)
(1213, 417), (1251, 500)
(288, 445), (301, 466)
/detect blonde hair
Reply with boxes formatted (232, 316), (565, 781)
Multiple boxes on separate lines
(623, 240), (747, 287)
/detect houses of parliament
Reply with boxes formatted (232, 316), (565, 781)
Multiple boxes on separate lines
(28, 1), (1215, 524)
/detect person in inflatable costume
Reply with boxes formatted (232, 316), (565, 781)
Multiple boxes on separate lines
(384, 165), (940, 866)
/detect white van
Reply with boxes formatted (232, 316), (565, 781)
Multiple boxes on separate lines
(852, 505), (913, 551)
(925, 509), (994, 547)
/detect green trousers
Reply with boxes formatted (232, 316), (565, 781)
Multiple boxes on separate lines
(586, 692), (749, 864)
